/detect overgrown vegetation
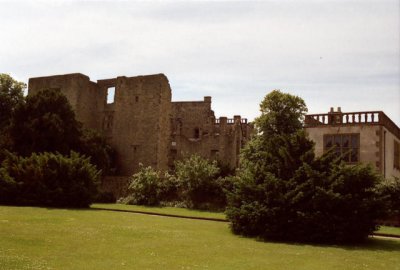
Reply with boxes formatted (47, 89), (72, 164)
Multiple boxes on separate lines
(174, 155), (222, 209)
(226, 90), (389, 244)
(122, 164), (175, 206)
(0, 151), (99, 207)
(123, 155), (233, 210)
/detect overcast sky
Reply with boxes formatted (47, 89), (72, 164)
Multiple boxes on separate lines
(1, 0), (399, 125)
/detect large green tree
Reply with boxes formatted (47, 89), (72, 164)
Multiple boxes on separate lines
(0, 74), (26, 157)
(241, 90), (314, 182)
(255, 89), (307, 136)
(0, 74), (25, 130)
(8, 88), (115, 174)
(226, 90), (386, 244)
(79, 129), (116, 175)
(10, 88), (82, 156)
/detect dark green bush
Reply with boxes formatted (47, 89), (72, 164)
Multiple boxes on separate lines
(78, 129), (116, 175)
(0, 166), (18, 205)
(227, 150), (386, 244)
(0, 151), (100, 208)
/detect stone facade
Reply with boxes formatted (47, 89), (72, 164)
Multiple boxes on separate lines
(28, 73), (252, 176)
(305, 107), (400, 179)
(170, 97), (252, 169)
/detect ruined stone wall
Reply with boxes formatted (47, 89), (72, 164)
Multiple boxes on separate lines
(28, 72), (250, 176)
(28, 73), (173, 176)
(108, 74), (171, 175)
(170, 97), (251, 169)
(171, 97), (214, 139)
(28, 73), (101, 130)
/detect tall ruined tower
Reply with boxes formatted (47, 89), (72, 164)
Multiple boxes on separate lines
(28, 73), (172, 176)
(100, 74), (171, 175)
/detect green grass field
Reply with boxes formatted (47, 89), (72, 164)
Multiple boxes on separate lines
(92, 203), (226, 220)
(1, 205), (399, 270)
(378, 226), (400, 236)
(93, 203), (400, 235)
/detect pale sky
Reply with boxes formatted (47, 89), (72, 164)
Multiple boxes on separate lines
(1, 0), (399, 125)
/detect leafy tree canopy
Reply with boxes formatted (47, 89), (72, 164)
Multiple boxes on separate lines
(255, 89), (307, 137)
(0, 73), (25, 130)
(10, 88), (82, 156)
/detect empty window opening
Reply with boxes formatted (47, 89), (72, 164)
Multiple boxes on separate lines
(194, 128), (200, 139)
(135, 96), (139, 102)
(107, 87), (115, 104)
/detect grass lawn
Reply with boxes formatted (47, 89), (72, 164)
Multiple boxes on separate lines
(92, 203), (226, 220)
(1, 205), (400, 270)
(378, 226), (400, 236)
(93, 203), (400, 235)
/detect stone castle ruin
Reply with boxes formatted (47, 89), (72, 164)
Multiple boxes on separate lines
(28, 73), (253, 176)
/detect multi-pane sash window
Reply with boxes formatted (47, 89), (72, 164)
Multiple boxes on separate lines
(324, 134), (359, 163)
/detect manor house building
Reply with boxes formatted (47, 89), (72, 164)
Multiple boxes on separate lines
(28, 73), (253, 176)
(305, 107), (400, 179)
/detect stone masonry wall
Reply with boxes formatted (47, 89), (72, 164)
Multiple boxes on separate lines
(106, 74), (171, 175)
(170, 97), (251, 169)
(28, 73), (250, 177)
(28, 73), (101, 130)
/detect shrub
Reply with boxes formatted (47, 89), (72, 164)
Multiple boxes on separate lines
(0, 151), (100, 208)
(379, 176), (400, 219)
(124, 165), (162, 206)
(0, 166), (18, 205)
(175, 155), (222, 209)
(226, 151), (387, 244)
(123, 165), (178, 206)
